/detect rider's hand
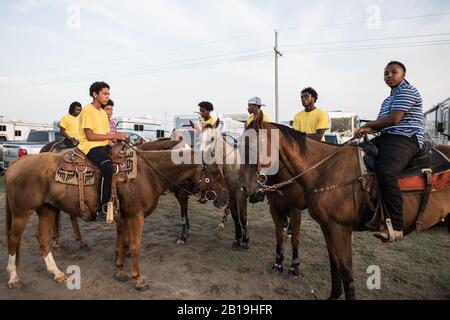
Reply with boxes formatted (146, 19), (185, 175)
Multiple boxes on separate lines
(356, 126), (375, 138)
(115, 133), (128, 141)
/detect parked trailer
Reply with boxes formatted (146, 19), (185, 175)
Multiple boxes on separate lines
(424, 97), (450, 146)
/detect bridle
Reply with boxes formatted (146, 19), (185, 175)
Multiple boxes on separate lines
(124, 140), (218, 203)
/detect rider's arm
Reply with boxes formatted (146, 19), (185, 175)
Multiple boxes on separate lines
(307, 129), (327, 141)
(59, 126), (70, 139)
(363, 110), (406, 131)
(84, 129), (125, 141)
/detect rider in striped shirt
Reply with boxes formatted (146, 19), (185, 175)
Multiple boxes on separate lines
(357, 61), (424, 243)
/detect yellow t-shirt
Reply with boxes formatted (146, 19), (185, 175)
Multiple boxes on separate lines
(201, 117), (216, 128)
(59, 114), (80, 139)
(246, 113), (271, 125)
(77, 104), (110, 155)
(292, 107), (330, 141)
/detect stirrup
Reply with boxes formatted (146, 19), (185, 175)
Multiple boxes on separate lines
(106, 201), (115, 225)
(374, 219), (403, 243)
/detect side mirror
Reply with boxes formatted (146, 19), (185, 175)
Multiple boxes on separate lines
(437, 122), (445, 133)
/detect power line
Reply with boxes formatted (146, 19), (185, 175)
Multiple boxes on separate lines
(2, 12), (450, 79)
(1, 32), (450, 87)
(278, 12), (450, 32)
(281, 32), (450, 48)
(284, 40), (450, 55)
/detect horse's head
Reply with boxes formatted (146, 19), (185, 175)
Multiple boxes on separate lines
(199, 118), (223, 162)
(239, 110), (279, 195)
(196, 161), (229, 209)
(195, 119), (230, 208)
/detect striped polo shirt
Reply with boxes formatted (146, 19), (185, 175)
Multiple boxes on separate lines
(377, 80), (424, 148)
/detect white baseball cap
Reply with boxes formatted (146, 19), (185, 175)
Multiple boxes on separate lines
(248, 96), (265, 106)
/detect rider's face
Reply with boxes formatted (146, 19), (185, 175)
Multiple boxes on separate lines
(103, 105), (113, 119)
(93, 88), (110, 106)
(301, 93), (315, 108)
(384, 64), (405, 89)
(199, 107), (210, 120)
(73, 106), (82, 117)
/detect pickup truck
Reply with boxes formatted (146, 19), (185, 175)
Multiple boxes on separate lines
(3, 130), (64, 169)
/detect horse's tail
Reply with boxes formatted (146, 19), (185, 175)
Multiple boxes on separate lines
(5, 188), (12, 252)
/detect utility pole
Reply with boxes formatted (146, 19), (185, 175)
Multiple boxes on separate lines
(274, 30), (283, 123)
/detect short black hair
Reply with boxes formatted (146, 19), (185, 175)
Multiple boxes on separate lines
(198, 101), (214, 112)
(104, 99), (114, 107)
(69, 101), (82, 115)
(89, 81), (110, 98)
(301, 87), (318, 102)
(386, 61), (406, 73)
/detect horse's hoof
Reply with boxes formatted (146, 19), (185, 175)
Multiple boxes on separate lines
(241, 242), (250, 250)
(8, 280), (23, 289)
(135, 278), (149, 291)
(79, 243), (89, 250)
(53, 245), (62, 252)
(176, 239), (186, 245)
(54, 273), (68, 283)
(217, 223), (225, 232)
(326, 293), (342, 300)
(288, 267), (300, 278)
(115, 271), (130, 283)
(232, 241), (245, 251)
(272, 264), (283, 273)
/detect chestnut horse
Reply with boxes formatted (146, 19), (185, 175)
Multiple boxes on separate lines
(240, 112), (450, 300)
(5, 148), (229, 290)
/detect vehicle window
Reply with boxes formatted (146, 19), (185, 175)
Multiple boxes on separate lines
(325, 135), (338, 145)
(128, 133), (139, 145)
(27, 131), (48, 142)
(55, 132), (64, 141)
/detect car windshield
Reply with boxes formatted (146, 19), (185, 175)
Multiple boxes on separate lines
(27, 131), (49, 142)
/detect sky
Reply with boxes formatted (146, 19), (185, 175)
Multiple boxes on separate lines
(0, 0), (449, 128)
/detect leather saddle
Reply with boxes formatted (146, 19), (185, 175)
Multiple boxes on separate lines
(360, 140), (450, 178)
(358, 139), (450, 233)
(56, 143), (131, 222)
(59, 143), (128, 180)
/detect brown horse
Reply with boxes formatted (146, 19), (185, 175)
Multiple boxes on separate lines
(40, 138), (162, 250)
(263, 164), (306, 277)
(197, 124), (251, 249)
(141, 127), (250, 249)
(40, 141), (86, 249)
(5, 148), (229, 290)
(240, 112), (450, 300)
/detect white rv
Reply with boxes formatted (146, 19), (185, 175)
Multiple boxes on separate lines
(0, 120), (53, 141)
(113, 116), (170, 141)
(424, 97), (450, 146)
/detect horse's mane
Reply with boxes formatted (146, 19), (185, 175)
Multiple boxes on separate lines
(247, 121), (307, 151)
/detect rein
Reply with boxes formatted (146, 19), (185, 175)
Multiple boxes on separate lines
(258, 147), (347, 193)
(124, 140), (216, 201)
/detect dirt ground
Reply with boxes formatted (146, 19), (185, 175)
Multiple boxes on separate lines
(0, 175), (449, 300)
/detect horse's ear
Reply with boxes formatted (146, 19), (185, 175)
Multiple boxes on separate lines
(214, 118), (220, 128)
